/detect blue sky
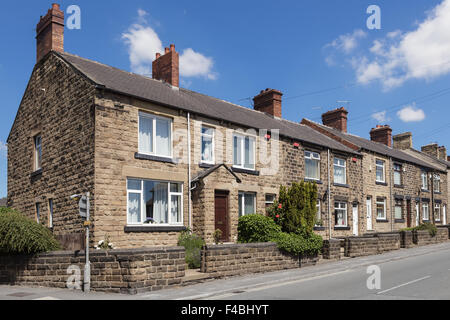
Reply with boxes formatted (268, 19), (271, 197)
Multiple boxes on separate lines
(1, 0), (450, 198)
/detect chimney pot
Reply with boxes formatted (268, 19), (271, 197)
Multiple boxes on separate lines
(322, 108), (349, 133)
(152, 44), (180, 87)
(253, 89), (283, 118)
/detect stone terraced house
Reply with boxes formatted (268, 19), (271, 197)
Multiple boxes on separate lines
(6, 4), (450, 249)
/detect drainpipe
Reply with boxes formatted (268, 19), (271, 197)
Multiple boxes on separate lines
(431, 171), (435, 224)
(187, 112), (192, 231)
(389, 157), (394, 232)
(327, 148), (331, 240)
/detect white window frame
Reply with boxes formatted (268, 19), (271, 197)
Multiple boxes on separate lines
(393, 163), (402, 186)
(375, 159), (385, 183)
(376, 198), (387, 220)
(48, 199), (54, 228)
(239, 192), (256, 217)
(421, 171), (428, 190)
(334, 201), (348, 227)
(333, 157), (347, 185)
(34, 135), (42, 171)
(126, 178), (183, 226)
(315, 200), (322, 226)
(201, 126), (215, 165)
(233, 133), (256, 171)
(305, 151), (321, 181)
(434, 175), (441, 193)
(435, 203), (441, 222)
(394, 199), (403, 220)
(265, 194), (276, 208)
(138, 112), (173, 159)
(422, 203), (430, 221)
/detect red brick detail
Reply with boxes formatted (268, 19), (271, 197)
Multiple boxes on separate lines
(321, 107), (348, 133)
(301, 119), (360, 151)
(370, 125), (392, 147)
(36, 3), (65, 62)
(253, 89), (283, 118)
(152, 44), (179, 87)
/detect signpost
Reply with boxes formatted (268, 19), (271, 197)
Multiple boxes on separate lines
(71, 192), (91, 293)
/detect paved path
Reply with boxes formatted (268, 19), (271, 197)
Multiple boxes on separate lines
(1, 242), (450, 300)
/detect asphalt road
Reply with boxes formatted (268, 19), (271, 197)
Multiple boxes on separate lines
(1, 241), (450, 300)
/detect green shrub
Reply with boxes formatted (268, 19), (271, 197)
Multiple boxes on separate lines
(415, 222), (437, 237)
(238, 214), (282, 243)
(268, 182), (318, 235)
(0, 208), (61, 255)
(178, 230), (205, 269)
(273, 232), (323, 256)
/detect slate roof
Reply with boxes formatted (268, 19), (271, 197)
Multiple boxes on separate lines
(402, 148), (450, 171)
(55, 52), (359, 155)
(304, 119), (445, 172)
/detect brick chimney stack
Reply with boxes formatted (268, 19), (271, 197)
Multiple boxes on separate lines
(152, 44), (179, 87)
(370, 125), (392, 147)
(393, 132), (412, 150)
(36, 3), (65, 62)
(253, 89), (283, 118)
(421, 143), (439, 158)
(322, 107), (348, 133)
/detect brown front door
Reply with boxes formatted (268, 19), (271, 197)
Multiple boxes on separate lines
(215, 191), (229, 242)
(407, 200), (412, 228)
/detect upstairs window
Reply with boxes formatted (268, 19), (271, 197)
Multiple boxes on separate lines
(434, 174), (441, 193)
(138, 112), (172, 158)
(233, 134), (255, 170)
(421, 171), (428, 190)
(201, 126), (215, 164)
(305, 151), (321, 181)
(34, 135), (42, 171)
(333, 158), (346, 185)
(393, 164), (402, 186)
(375, 160), (385, 183)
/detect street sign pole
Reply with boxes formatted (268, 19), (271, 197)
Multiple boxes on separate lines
(84, 192), (91, 293)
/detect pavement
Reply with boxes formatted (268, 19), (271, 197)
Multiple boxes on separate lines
(1, 241), (450, 300)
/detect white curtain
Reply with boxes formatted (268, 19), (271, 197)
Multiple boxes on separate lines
(171, 195), (181, 224)
(139, 116), (153, 154)
(234, 136), (242, 166)
(334, 166), (345, 184)
(154, 183), (168, 224)
(202, 136), (213, 162)
(244, 137), (254, 169)
(156, 119), (170, 157)
(128, 193), (141, 223)
(244, 194), (255, 215)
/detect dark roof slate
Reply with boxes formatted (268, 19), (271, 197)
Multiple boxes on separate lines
(56, 52), (359, 155)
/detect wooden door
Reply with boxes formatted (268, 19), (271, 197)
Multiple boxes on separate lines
(214, 191), (229, 242)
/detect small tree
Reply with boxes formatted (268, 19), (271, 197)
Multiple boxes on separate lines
(268, 181), (318, 235)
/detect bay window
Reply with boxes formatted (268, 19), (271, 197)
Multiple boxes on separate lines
(375, 160), (385, 183)
(127, 178), (183, 226)
(233, 134), (255, 170)
(201, 126), (215, 164)
(335, 202), (347, 227)
(138, 112), (172, 158)
(239, 192), (256, 217)
(376, 198), (386, 220)
(305, 151), (320, 180)
(333, 158), (346, 184)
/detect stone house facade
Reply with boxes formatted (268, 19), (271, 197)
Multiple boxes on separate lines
(6, 5), (449, 250)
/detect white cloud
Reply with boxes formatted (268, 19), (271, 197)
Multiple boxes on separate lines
(122, 10), (217, 81)
(372, 111), (390, 122)
(326, 29), (367, 54)
(397, 104), (426, 122)
(353, 0), (450, 89)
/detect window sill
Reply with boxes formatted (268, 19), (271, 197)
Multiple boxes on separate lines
(304, 178), (323, 184)
(231, 167), (260, 176)
(124, 225), (187, 233)
(394, 185), (404, 189)
(376, 219), (389, 223)
(394, 219), (405, 223)
(334, 226), (350, 230)
(375, 181), (388, 186)
(135, 153), (177, 164)
(333, 183), (349, 188)
(421, 189), (430, 193)
(434, 192), (442, 195)
(314, 226), (325, 231)
(199, 163), (215, 169)
(30, 169), (43, 178)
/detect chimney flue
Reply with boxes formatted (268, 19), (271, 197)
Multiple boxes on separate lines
(253, 89), (283, 118)
(322, 107), (348, 133)
(152, 44), (180, 87)
(36, 3), (65, 62)
(370, 125), (392, 147)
